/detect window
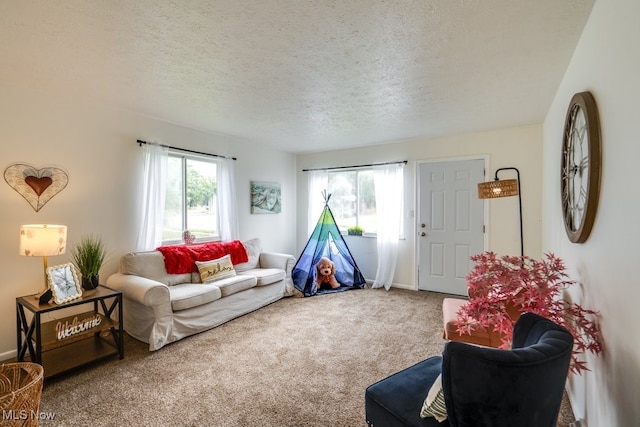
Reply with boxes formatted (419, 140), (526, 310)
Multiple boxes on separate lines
(163, 153), (219, 243)
(327, 169), (377, 234)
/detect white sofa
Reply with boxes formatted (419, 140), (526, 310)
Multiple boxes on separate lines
(106, 238), (296, 351)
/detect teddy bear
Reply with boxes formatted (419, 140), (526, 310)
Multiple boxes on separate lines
(315, 256), (340, 290)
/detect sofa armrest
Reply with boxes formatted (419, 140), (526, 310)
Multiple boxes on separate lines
(106, 272), (170, 307)
(259, 252), (297, 296)
(259, 252), (296, 273)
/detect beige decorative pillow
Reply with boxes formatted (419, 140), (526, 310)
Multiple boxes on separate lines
(420, 373), (448, 422)
(234, 238), (261, 272)
(195, 255), (236, 283)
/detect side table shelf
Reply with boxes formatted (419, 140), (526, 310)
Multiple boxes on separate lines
(16, 285), (124, 380)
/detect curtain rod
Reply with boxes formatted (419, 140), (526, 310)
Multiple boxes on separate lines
(136, 140), (237, 160)
(302, 160), (407, 172)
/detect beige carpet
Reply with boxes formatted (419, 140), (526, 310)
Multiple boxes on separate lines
(38, 288), (574, 426)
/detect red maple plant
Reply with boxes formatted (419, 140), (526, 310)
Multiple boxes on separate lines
(456, 252), (602, 375)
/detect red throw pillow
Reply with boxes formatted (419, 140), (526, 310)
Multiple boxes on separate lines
(222, 240), (249, 265)
(188, 243), (226, 263)
(156, 245), (196, 274)
(157, 240), (249, 274)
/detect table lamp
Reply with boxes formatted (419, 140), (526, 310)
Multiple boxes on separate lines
(20, 224), (67, 304)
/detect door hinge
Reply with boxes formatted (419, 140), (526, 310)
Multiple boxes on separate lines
(483, 225), (486, 233)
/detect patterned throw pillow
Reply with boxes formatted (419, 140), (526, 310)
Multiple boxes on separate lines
(195, 255), (236, 283)
(420, 373), (448, 422)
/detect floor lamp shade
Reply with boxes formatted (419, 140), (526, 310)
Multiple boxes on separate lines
(20, 224), (67, 257)
(477, 179), (519, 199)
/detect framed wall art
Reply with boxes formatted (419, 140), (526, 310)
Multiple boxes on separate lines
(250, 181), (281, 214)
(4, 163), (69, 212)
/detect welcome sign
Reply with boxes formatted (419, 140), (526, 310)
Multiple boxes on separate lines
(55, 313), (102, 340)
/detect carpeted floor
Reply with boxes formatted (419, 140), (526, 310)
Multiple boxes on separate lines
(37, 288), (574, 426)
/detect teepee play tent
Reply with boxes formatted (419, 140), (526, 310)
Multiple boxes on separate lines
(293, 192), (366, 297)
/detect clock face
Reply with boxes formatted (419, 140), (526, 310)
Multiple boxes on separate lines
(560, 92), (601, 243)
(563, 105), (589, 230)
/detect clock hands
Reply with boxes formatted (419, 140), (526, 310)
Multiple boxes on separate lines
(563, 143), (588, 178)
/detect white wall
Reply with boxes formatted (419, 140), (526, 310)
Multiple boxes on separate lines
(296, 124), (543, 289)
(0, 82), (297, 359)
(542, 0), (640, 424)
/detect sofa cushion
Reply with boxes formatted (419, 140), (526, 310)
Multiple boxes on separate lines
(120, 250), (191, 286)
(239, 268), (285, 286)
(169, 283), (222, 312)
(195, 255), (236, 283)
(234, 238), (261, 272)
(214, 275), (257, 297)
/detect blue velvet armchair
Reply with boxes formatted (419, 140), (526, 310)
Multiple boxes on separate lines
(365, 312), (574, 427)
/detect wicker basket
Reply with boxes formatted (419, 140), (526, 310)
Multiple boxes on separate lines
(0, 363), (44, 427)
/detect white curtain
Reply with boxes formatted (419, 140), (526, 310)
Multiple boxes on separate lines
(136, 142), (168, 251)
(372, 163), (404, 290)
(217, 158), (240, 241)
(308, 170), (328, 234)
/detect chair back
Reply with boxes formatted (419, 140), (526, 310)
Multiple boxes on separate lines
(441, 312), (574, 427)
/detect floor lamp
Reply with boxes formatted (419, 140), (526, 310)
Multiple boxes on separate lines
(477, 167), (523, 258)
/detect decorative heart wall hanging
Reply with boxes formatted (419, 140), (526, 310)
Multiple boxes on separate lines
(4, 163), (69, 212)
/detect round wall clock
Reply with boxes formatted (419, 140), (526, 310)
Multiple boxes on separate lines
(560, 91), (602, 243)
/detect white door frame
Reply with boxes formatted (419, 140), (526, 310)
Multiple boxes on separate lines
(414, 155), (489, 292)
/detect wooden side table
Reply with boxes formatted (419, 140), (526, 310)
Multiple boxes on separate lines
(16, 285), (124, 380)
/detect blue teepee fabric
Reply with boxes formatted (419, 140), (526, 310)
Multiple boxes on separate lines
(293, 196), (366, 297)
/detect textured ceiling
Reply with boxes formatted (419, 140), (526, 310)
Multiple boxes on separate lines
(0, 1), (594, 153)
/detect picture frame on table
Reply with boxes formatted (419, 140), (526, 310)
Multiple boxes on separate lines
(47, 263), (82, 304)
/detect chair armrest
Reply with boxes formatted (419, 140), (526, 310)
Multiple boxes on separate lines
(106, 272), (170, 307)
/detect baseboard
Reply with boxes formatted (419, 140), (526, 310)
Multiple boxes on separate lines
(566, 384), (582, 426)
(390, 283), (416, 290)
(364, 279), (417, 291)
(0, 349), (17, 362)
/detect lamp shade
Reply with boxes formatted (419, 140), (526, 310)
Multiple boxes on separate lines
(477, 179), (519, 199)
(20, 224), (67, 257)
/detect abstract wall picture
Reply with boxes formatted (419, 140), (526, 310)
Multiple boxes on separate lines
(4, 163), (69, 212)
(250, 181), (281, 214)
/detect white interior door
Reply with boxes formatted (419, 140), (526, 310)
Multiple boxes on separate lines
(417, 159), (485, 295)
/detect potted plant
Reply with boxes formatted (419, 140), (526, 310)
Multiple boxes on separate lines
(347, 225), (364, 236)
(455, 251), (602, 374)
(71, 235), (107, 290)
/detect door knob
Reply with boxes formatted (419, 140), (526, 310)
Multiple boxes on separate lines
(421, 223), (426, 228)
(420, 232), (426, 236)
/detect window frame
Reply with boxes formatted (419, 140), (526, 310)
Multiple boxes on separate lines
(324, 166), (405, 239)
(162, 150), (220, 245)
(327, 167), (376, 236)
